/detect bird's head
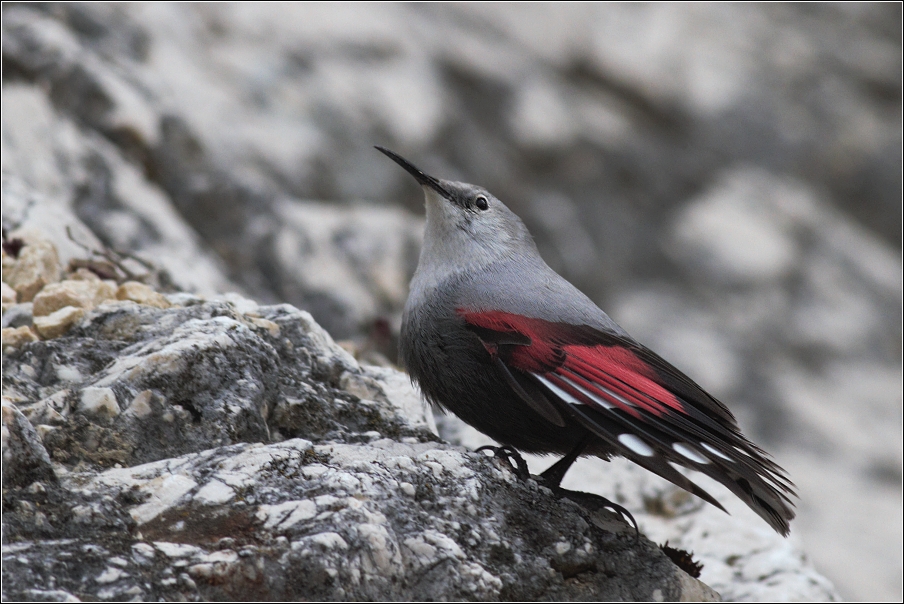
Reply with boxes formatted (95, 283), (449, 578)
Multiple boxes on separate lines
(376, 147), (537, 276)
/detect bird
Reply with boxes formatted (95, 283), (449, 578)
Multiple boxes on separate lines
(376, 146), (796, 536)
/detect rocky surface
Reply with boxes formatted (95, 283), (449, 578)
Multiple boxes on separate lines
(2, 3), (899, 600)
(2, 435), (712, 602)
(440, 416), (839, 602)
(2, 275), (718, 601)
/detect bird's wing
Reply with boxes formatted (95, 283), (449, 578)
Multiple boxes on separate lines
(460, 309), (796, 535)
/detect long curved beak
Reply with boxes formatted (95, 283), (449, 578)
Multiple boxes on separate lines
(375, 146), (452, 200)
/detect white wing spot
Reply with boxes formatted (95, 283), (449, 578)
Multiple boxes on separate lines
(701, 442), (733, 462)
(533, 374), (580, 405)
(618, 434), (655, 457)
(673, 443), (710, 464)
(558, 375), (616, 410)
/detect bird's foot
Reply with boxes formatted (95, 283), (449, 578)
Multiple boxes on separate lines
(599, 499), (640, 538)
(475, 445), (530, 480)
(475, 447), (640, 538)
(554, 488), (640, 539)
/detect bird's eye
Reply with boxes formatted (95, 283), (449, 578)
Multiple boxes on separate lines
(475, 195), (489, 211)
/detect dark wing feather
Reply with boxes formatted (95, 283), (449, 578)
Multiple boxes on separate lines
(461, 309), (796, 535)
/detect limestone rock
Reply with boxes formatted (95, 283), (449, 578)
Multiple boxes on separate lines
(78, 387), (121, 420)
(1, 230), (61, 302)
(1, 296), (713, 601)
(2, 4), (896, 599)
(32, 279), (118, 317)
(32, 306), (85, 339)
(1, 436), (715, 601)
(1, 400), (56, 487)
(116, 281), (172, 308)
(1, 325), (38, 350)
(441, 414), (840, 602)
(66, 267), (103, 282)
(0, 86), (237, 297)
(1, 281), (17, 307)
(265, 200), (423, 339)
(3, 296), (433, 471)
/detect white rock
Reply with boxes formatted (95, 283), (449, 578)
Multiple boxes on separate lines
(1, 281), (17, 305)
(256, 500), (317, 530)
(79, 387), (121, 419)
(129, 474), (199, 525)
(95, 567), (127, 584)
(125, 391), (153, 418)
(362, 366), (438, 435)
(193, 479), (235, 506)
(309, 532), (349, 550)
(54, 365), (83, 383)
(153, 542), (202, 558)
(670, 168), (800, 284)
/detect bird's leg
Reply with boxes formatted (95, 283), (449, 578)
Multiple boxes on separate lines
(541, 434), (641, 537)
(539, 434), (593, 488)
(477, 441), (641, 538)
(475, 445), (530, 480)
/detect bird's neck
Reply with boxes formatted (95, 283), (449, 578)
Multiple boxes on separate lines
(411, 220), (501, 297)
(407, 242), (479, 310)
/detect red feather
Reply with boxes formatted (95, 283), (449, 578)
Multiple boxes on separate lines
(459, 309), (686, 417)
(458, 308), (796, 535)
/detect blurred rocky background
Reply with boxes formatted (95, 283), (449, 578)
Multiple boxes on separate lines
(2, 3), (900, 600)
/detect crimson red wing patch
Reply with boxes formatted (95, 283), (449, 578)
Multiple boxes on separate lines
(459, 308), (796, 536)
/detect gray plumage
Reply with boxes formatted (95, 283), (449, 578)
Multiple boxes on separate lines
(378, 146), (796, 536)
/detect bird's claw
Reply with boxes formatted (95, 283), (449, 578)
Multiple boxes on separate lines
(475, 445), (531, 480)
(475, 446), (641, 539)
(600, 499), (640, 539)
(552, 488), (641, 539)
